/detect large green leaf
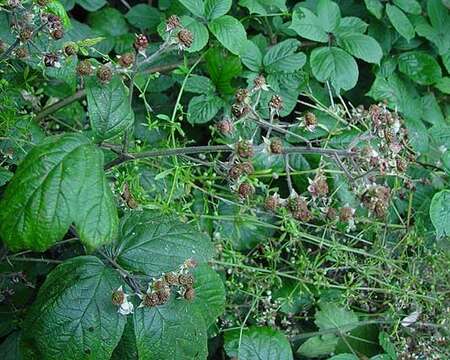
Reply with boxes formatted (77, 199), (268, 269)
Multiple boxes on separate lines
(398, 51), (442, 85)
(290, 7), (328, 43)
(23, 256), (126, 360)
(113, 210), (214, 276)
(0, 134), (118, 252)
(224, 326), (293, 360)
(336, 32), (383, 64)
(205, 0), (232, 20)
(133, 299), (207, 360)
(192, 264), (226, 325)
(386, 4), (415, 41)
(297, 335), (339, 357)
(88, 7), (129, 37)
(205, 47), (243, 95)
(86, 76), (135, 140)
(76, 0), (106, 11)
(187, 94), (224, 124)
(430, 190), (450, 237)
(239, 0), (287, 15)
(181, 16), (209, 53)
(316, 0), (341, 33)
(263, 39), (306, 73)
(335, 17), (368, 34)
(240, 39), (263, 72)
(125, 4), (161, 31)
(314, 303), (359, 331)
(0, 167), (13, 187)
(208, 15), (247, 55)
(178, 0), (205, 17)
(364, 0), (383, 19)
(393, 0), (421, 15)
(310, 46), (358, 91)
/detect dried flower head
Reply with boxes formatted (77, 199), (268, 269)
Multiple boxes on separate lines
(236, 140), (254, 159)
(229, 162), (254, 179)
(361, 185), (390, 218)
(142, 292), (160, 307)
(177, 29), (193, 49)
(184, 258), (198, 269)
(111, 287), (125, 306)
(112, 286), (134, 315)
(156, 288), (171, 304)
(19, 27), (33, 42)
(166, 15), (181, 32)
(231, 103), (250, 119)
(339, 206), (355, 223)
(164, 272), (179, 285)
(15, 47), (28, 59)
(307, 173), (329, 198)
(118, 52), (135, 68)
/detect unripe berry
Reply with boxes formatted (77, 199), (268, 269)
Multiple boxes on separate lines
(156, 288), (171, 304)
(184, 287), (195, 301)
(164, 272), (179, 285)
(134, 34), (148, 51)
(111, 289), (125, 306)
(216, 118), (234, 135)
(63, 42), (77, 56)
(178, 274), (194, 287)
(231, 103), (250, 119)
(51, 29), (64, 40)
(19, 27), (33, 42)
(229, 162), (254, 179)
(238, 182), (254, 199)
(97, 65), (113, 84)
(43, 53), (58, 67)
(236, 140), (254, 159)
(166, 15), (180, 32)
(269, 95), (283, 112)
(118, 52), (135, 68)
(76, 60), (93, 76)
(235, 88), (249, 103)
(265, 195), (279, 212)
(270, 138), (283, 154)
(177, 29), (193, 49)
(143, 292), (160, 307)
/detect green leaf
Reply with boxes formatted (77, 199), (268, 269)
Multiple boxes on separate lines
(76, 0), (106, 12)
(239, 0), (287, 15)
(187, 94), (224, 124)
(335, 17), (368, 34)
(329, 355), (359, 360)
(297, 335), (339, 357)
(430, 190), (450, 237)
(393, 0), (421, 15)
(0, 167), (13, 187)
(0, 134), (118, 252)
(379, 331), (398, 360)
(240, 39), (263, 72)
(315, 303), (359, 331)
(86, 75), (134, 140)
(0, 332), (25, 360)
(184, 75), (216, 94)
(23, 256), (126, 359)
(421, 93), (445, 126)
(205, 0), (232, 20)
(224, 326), (293, 360)
(113, 210), (214, 277)
(178, 0), (205, 17)
(290, 7), (328, 43)
(386, 4), (415, 41)
(263, 39), (306, 73)
(364, 0), (383, 19)
(125, 4), (161, 31)
(133, 298), (207, 360)
(310, 46), (359, 91)
(398, 51), (442, 85)
(316, 0), (341, 33)
(435, 77), (450, 94)
(337, 32), (383, 64)
(88, 7), (129, 37)
(180, 16), (209, 53)
(404, 116), (429, 153)
(205, 48), (243, 95)
(192, 264), (226, 325)
(208, 15), (247, 55)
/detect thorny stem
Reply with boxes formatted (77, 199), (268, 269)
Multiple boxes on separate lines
(104, 144), (356, 170)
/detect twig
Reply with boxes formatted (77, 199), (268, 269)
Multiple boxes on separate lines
(285, 154), (293, 194)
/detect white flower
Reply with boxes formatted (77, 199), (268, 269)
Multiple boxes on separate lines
(118, 299), (134, 315)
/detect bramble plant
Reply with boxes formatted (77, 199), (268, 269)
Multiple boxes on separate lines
(0, 0), (449, 359)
